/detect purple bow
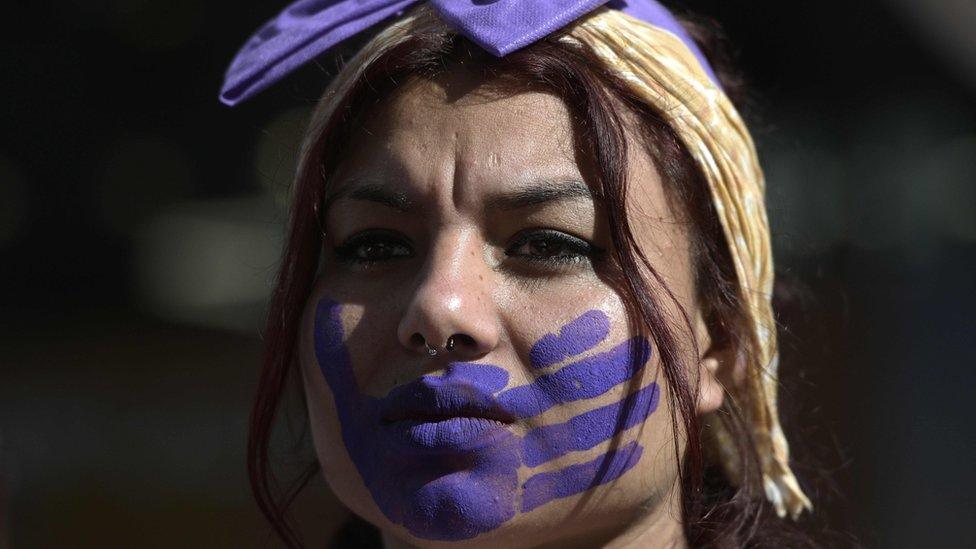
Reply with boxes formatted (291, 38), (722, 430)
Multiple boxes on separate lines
(219, 0), (718, 106)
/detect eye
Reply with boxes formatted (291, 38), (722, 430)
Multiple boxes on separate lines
(334, 229), (414, 265)
(505, 229), (603, 267)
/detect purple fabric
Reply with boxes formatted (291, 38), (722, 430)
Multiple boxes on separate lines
(220, 0), (720, 106)
(430, 0), (607, 57)
(220, 0), (423, 106)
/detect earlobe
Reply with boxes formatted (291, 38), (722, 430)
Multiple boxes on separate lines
(696, 355), (725, 415)
(692, 309), (728, 415)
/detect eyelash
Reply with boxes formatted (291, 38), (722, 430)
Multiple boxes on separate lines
(332, 229), (603, 269)
(333, 229), (413, 265)
(505, 229), (603, 267)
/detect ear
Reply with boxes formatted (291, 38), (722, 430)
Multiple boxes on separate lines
(692, 309), (732, 415)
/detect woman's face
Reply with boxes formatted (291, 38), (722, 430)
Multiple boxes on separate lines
(298, 72), (720, 547)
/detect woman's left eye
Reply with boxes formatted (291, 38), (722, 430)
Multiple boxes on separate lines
(505, 229), (603, 266)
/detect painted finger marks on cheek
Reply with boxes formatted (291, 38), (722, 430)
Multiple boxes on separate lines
(520, 382), (660, 467)
(498, 336), (653, 418)
(313, 298), (382, 468)
(529, 309), (610, 368)
(313, 298), (360, 407)
(519, 441), (644, 513)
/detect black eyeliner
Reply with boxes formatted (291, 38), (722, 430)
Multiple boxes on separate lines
(506, 229), (605, 266)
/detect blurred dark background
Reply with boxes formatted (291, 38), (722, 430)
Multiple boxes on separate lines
(1, 0), (974, 547)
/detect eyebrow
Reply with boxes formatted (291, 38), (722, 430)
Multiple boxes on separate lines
(323, 179), (413, 213)
(322, 177), (598, 215)
(484, 179), (599, 211)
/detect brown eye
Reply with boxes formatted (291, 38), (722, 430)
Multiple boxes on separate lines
(523, 236), (566, 258)
(357, 242), (400, 260)
(334, 230), (413, 264)
(506, 229), (601, 266)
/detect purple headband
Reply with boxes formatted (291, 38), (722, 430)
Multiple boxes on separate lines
(219, 0), (719, 106)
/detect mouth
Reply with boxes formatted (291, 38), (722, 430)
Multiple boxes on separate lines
(382, 398), (516, 426)
(380, 381), (516, 425)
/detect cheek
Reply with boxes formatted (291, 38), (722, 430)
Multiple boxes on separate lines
(495, 309), (679, 530)
(519, 292), (678, 455)
(626, 366), (682, 502)
(300, 333), (339, 449)
(299, 321), (347, 467)
(499, 283), (630, 364)
(298, 298), (385, 521)
(306, 284), (398, 393)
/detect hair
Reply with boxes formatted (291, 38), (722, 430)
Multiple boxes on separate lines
(246, 8), (815, 549)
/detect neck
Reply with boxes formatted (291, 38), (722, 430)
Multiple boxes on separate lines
(548, 478), (687, 549)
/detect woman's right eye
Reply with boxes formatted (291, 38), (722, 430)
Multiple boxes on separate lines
(333, 230), (414, 265)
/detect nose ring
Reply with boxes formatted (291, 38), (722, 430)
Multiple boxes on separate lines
(422, 335), (456, 357)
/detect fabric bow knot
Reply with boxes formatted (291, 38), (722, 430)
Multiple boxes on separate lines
(219, 0), (717, 106)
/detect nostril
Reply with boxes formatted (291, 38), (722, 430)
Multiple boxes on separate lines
(448, 334), (477, 350)
(409, 333), (426, 348)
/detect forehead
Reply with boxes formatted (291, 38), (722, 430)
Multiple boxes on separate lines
(335, 74), (586, 193)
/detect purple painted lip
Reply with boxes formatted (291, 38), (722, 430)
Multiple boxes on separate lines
(379, 378), (516, 453)
(384, 416), (512, 453)
(380, 378), (516, 424)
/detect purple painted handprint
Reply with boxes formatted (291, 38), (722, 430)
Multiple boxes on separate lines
(314, 299), (659, 541)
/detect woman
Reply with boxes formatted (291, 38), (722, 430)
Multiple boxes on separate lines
(220, 1), (814, 546)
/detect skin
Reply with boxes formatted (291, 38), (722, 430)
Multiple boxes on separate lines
(298, 69), (728, 548)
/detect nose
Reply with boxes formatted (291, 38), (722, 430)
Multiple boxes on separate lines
(397, 231), (499, 360)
